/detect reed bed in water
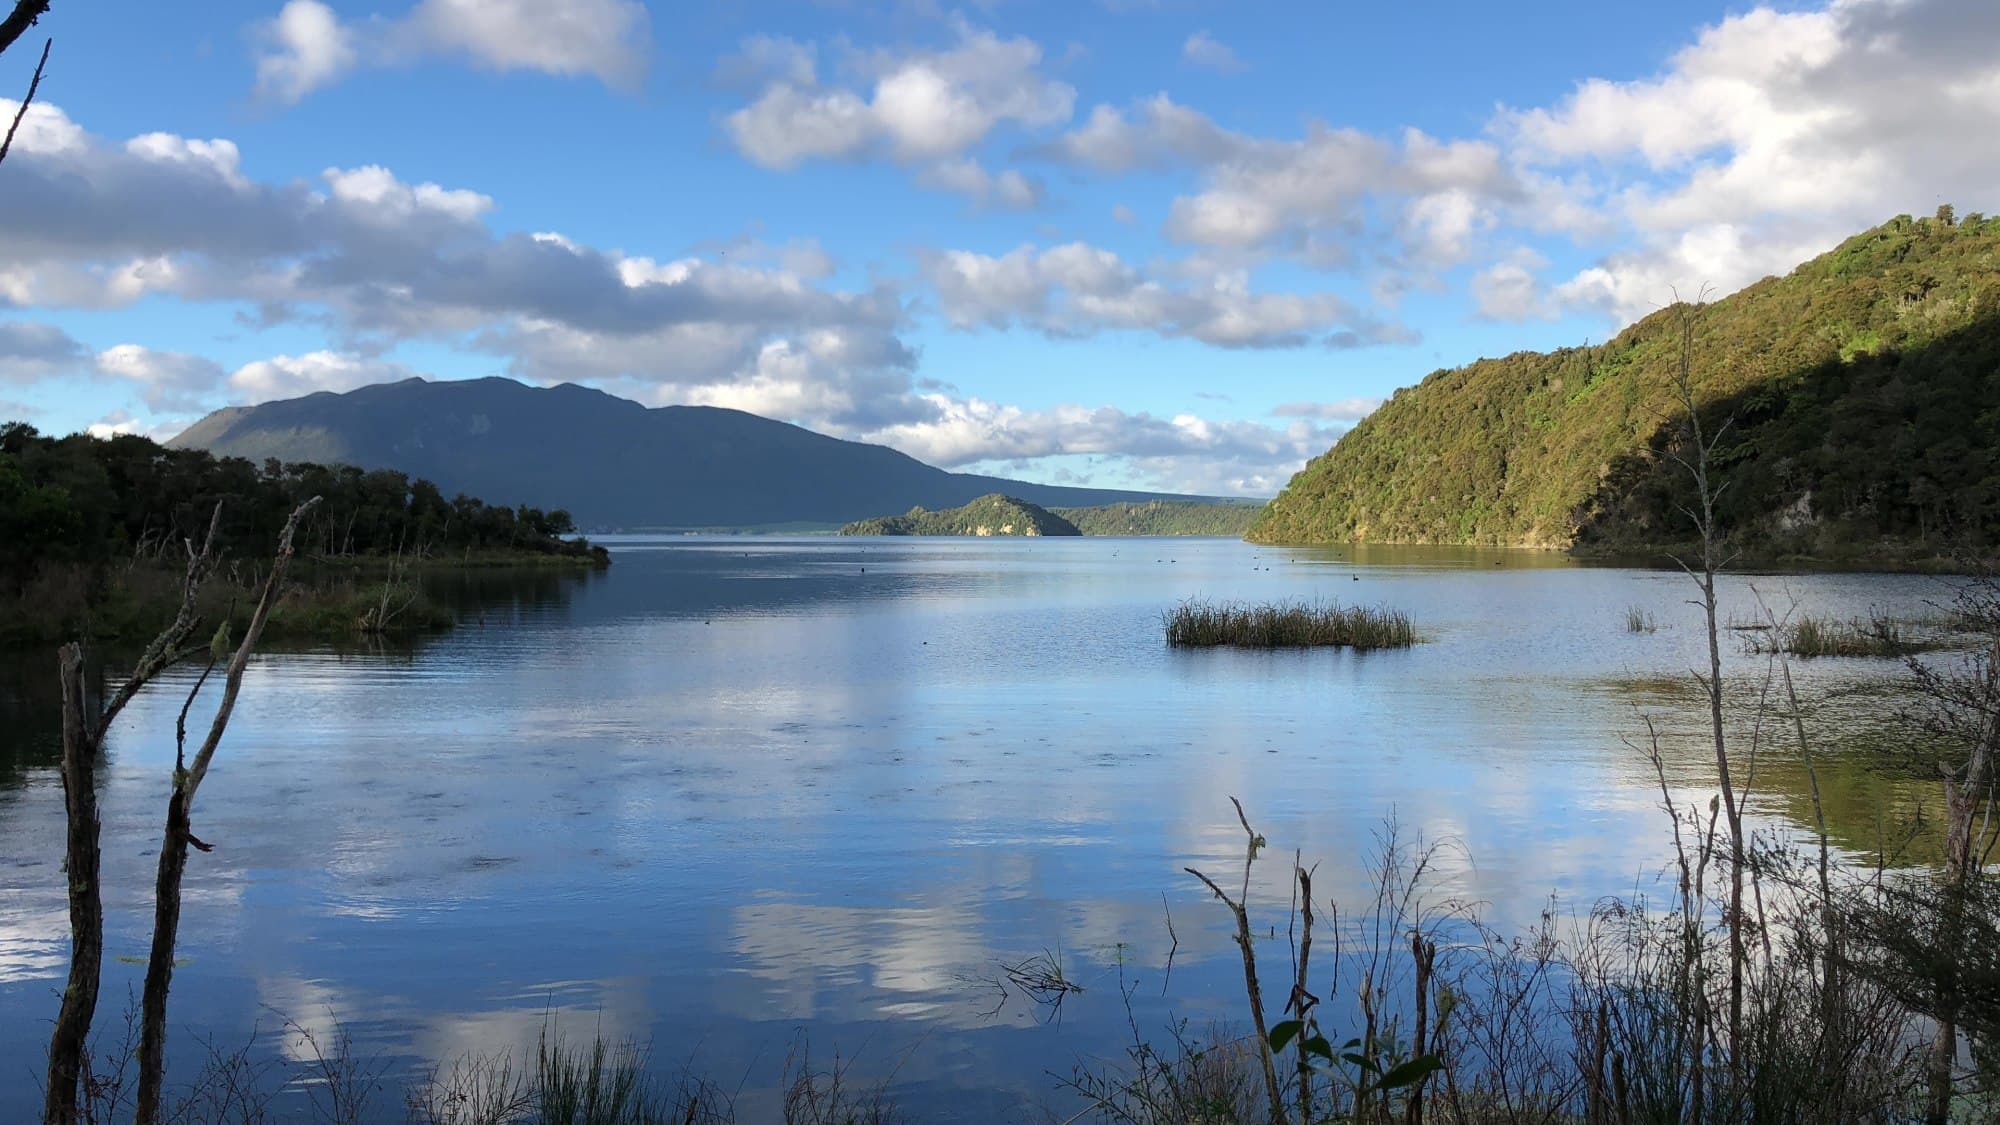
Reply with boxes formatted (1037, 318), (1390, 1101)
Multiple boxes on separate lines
(1164, 599), (1416, 649)
(1744, 611), (1915, 658)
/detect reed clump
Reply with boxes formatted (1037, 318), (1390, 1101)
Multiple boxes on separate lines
(1623, 605), (1658, 633)
(1165, 600), (1416, 649)
(1747, 610), (1914, 658)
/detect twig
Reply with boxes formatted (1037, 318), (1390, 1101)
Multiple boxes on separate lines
(0, 35), (48, 167)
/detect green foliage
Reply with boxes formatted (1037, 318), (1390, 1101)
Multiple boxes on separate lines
(0, 423), (604, 643)
(1053, 500), (1264, 537)
(1745, 611), (1918, 658)
(1250, 211), (2000, 562)
(839, 493), (1081, 536)
(1164, 600), (1416, 649)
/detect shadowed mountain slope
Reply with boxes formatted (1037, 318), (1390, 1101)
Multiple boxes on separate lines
(172, 377), (1206, 530)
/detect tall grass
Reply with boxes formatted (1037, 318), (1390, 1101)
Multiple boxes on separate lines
(1623, 605), (1658, 633)
(1165, 600), (1416, 649)
(1745, 610), (1914, 658)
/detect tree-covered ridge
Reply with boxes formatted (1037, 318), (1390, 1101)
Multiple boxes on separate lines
(1251, 210), (2000, 560)
(1053, 500), (1264, 537)
(839, 494), (1082, 536)
(1, 422), (606, 590)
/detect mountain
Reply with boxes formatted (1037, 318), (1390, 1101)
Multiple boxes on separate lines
(170, 378), (1205, 531)
(1251, 210), (2000, 560)
(1053, 499), (1263, 537)
(839, 494), (1081, 536)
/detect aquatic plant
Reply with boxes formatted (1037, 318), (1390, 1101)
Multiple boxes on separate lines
(1623, 605), (1658, 633)
(1746, 611), (1915, 658)
(1164, 600), (1416, 649)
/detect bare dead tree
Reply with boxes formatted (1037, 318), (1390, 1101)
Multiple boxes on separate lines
(0, 0), (51, 55)
(1907, 578), (2000, 1124)
(0, 1), (54, 170)
(132, 497), (319, 1125)
(0, 35), (48, 166)
(45, 505), (225, 1125)
(1662, 297), (1750, 1079)
(1187, 797), (1287, 1125)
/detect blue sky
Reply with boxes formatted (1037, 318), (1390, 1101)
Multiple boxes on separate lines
(2, 0), (1994, 493)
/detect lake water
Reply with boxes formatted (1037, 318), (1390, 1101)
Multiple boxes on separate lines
(0, 537), (1959, 1120)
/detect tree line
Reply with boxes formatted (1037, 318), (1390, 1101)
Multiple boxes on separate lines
(1, 422), (597, 591)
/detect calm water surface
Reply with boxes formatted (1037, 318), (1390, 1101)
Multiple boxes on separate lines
(0, 537), (1957, 1119)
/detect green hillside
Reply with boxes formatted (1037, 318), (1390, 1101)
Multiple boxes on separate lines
(1053, 499), (1263, 537)
(840, 494), (1081, 536)
(1251, 210), (2000, 561)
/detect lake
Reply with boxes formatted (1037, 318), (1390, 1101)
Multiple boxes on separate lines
(0, 536), (1957, 1120)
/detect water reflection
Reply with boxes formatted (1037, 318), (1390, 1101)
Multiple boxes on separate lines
(0, 538), (1965, 1120)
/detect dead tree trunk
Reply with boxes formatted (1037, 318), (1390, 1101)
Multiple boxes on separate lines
(134, 497), (318, 1125)
(43, 646), (98, 1125)
(43, 506), (223, 1125)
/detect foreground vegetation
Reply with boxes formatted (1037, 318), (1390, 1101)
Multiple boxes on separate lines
(1, 423), (606, 644)
(1251, 209), (2000, 564)
(1165, 600), (1416, 649)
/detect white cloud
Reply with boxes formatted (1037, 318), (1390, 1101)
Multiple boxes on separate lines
(856, 395), (1344, 495)
(916, 158), (1045, 210)
(0, 320), (87, 382)
(723, 21), (1073, 173)
(1490, 0), (2000, 321)
(251, 0), (651, 104)
(253, 0), (357, 103)
(1049, 97), (1520, 273)
(924, 242), (1415, 349)
(229, 351), (416, 402)
(1270, 397), (1382, 422)
(95, 344), (227, 410)
(1181, 31), (1244, 73)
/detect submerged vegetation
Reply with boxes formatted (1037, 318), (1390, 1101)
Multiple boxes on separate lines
(1165, 600), (1416, 649)
(0, 423), (607, 644)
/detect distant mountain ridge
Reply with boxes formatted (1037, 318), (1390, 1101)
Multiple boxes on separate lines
(170, 378), (1212, 531)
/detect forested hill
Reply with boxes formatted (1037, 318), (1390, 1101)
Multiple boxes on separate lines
(1251, 210), (2000, 561)
(171, 378), (1202, 530)
(0, 423), (602, 587)
(840, 494), (1081, 536)
(1054, 499), (1263, 537)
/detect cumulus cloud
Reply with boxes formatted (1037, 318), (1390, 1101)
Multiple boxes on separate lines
(856, 396), (1342, 495)
(229, 351), (417, 402)
(250, 0), (651, 104)
(916, 159), (1045, 210)
(0, 101), (906, 400)
(1048, 96), (1521, 273)
(253, 1), (358, 103)
(0, 98), (1389, 496)
(1181, 32), (1244, 73)
(722, 21), (1072, 175)
(924, 242), (1415, 349)
(0, 320), (88, 381)
(95, 344), (228, 411)
(1489, 0), (2000, 321)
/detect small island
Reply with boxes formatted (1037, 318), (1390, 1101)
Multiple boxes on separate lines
(840, 495), (1268, 538)
(840, 494), (1081, 536)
